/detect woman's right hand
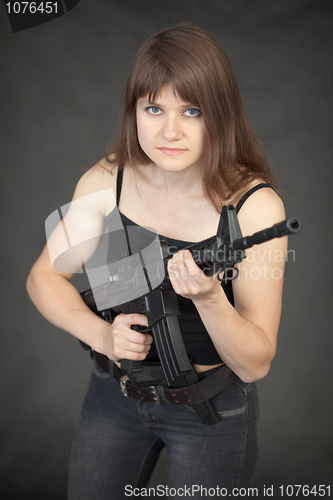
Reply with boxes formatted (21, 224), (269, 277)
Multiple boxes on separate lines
(98, 313), (153, 362)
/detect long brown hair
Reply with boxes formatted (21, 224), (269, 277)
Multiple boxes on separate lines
(105, 22), (277, 212)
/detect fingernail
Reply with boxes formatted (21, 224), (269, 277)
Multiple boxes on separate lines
(183, 250), (189, 257)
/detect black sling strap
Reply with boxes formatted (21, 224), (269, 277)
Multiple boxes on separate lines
(116, 167), (124, 207)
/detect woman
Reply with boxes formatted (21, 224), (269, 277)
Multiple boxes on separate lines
(27, 23), (287, 498)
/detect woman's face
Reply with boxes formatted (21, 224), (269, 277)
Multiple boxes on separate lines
(136, 85), (206, 174)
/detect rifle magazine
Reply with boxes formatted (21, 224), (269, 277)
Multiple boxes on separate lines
(152, 316), (192, 386)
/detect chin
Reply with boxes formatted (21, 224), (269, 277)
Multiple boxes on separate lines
(150, 156), (199, 173)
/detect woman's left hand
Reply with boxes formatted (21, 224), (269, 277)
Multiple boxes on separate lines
(167, 250), (221, 303)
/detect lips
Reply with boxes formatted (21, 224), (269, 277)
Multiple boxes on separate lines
(158, 147), (187, 156)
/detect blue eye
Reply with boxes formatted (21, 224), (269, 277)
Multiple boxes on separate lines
(147, 106), (161, 114)
(184, 108), (201, 117)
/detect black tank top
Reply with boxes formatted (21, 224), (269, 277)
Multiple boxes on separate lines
(105, 168), (274, 365)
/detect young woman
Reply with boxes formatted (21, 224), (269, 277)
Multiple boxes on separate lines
(27, 23), (287, 498)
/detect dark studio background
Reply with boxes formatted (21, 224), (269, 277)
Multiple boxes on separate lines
(1, 0), (332, 498)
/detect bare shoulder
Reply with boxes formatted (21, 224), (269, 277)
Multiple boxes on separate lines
(71, 158), (118, 215)
(237, 184), (285, 236)
(73, 158), (118, 198)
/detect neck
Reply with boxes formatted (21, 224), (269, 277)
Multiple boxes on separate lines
(137, 163), (204, 198)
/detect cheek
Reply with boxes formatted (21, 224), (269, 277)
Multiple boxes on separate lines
(196, 126), (207, 155)
(136, 119), (152, 153)
(136, 118), (145, 147)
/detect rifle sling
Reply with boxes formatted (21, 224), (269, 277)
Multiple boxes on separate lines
(94, 352), (238, 406)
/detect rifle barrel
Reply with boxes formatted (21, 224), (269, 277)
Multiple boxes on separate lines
(233, 216), (301, 251)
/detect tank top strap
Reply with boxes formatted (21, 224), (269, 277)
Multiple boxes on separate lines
(235, 183), (275, 213)
(116, 167), (124, 207)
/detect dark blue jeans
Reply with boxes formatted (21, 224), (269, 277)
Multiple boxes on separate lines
(68, 362), (259, 499)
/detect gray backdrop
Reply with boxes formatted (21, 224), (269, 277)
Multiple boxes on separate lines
(1, 0), (332, 498)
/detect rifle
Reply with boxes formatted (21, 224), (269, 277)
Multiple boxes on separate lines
(80, 206), (301, 388)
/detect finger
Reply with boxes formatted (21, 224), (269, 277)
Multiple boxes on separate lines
(113, 333), (152, 358)
(170, 254), (190, 281)
(167, 258), (180, 281)
(173, 250), (188, 270)
(118, 313), (148, 328)
(123, 338), (152, 353)
(120, 350), (150, 361)
(170, 262), (194, 287)
(126, 331), (153, 345)
(182, 250), (204, 280)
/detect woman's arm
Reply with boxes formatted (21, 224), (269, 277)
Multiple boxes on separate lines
(168, 188), (287, 383)
(27, 165), (152, 361)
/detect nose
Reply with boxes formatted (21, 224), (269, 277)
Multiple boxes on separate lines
(162, 114), (182, 141)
